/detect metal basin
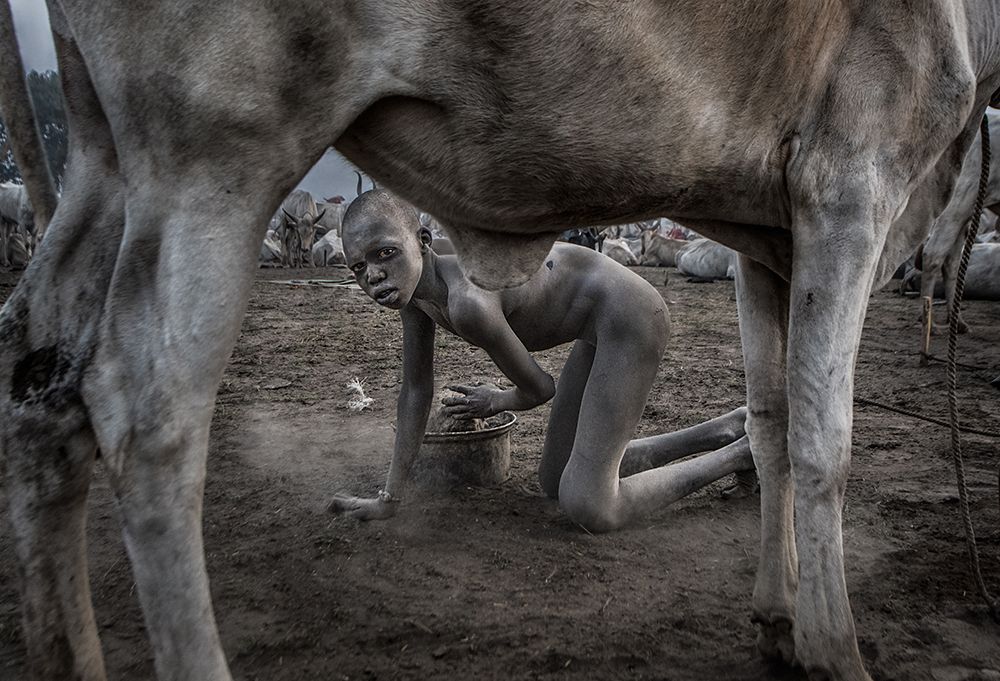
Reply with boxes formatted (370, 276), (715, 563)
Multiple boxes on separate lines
(413, 412), (517, 489)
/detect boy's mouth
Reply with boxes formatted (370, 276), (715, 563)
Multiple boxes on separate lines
(374, 287), (399, 306)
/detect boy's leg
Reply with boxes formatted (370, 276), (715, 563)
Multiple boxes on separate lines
(618, 406), (747, 476)
(538, 340), (595, 497)
(558, 322), (753, 531)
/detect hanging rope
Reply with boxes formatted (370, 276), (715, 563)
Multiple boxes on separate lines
(946, 113), (999, 623)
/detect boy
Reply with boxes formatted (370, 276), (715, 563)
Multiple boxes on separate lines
(331, 191), (753, 532)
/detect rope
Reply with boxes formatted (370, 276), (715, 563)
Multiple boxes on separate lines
(945, 114), (999, 622)
(854, 396), (1000, 439)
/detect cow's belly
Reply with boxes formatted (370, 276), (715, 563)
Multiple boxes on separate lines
(335, 93), (786, 236)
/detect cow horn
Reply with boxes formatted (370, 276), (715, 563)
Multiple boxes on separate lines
(315, 208), (327, 223)
(354, 170), (363, 197)
(282, 208), (296, 222)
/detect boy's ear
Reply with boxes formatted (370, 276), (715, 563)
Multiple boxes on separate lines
(418, 227), (433, 250)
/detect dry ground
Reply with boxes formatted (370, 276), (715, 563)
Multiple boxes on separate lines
(1, 264), (998, 680)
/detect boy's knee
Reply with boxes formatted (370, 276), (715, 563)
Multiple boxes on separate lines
(558, 485), (621, 534)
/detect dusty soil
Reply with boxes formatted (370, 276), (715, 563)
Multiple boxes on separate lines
(1, 265), (999, 681)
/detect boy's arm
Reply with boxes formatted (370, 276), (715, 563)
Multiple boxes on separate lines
(445, 301), (555, 418)
(329, 306), (435, 520)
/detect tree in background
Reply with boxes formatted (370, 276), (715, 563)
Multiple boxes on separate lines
(0, 69), (67, 187)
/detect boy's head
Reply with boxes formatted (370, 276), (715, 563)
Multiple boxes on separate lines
(342, 190), (433, 309)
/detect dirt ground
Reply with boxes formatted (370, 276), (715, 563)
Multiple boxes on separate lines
(1, 264), (998, 681)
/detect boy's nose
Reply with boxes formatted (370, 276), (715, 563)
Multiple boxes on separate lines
(367, 268), (386, 284)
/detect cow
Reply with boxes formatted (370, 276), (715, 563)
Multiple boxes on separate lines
(311, 229), (346, 266)
(914, 108), (1000, 333)
(904, 242), (1000, 301)
(600, 235), (639, 266)
(0, 181), (33, 267)
(258, 228), (283, 267)
(0, 2), (997, 681)
(560, 226), (603, 250)
(314, 196), (348, 239)
(638, 231), (689, 267)
(675, 238), (738, 280)
(277, 189), (325, 268)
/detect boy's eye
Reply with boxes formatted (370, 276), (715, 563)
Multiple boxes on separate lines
(377, 247), (396, 259)
(350, 263), (365, 274)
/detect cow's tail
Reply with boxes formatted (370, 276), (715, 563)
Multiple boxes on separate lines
(0, 0), (59, 236)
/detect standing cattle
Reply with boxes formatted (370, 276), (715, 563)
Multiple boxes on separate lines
(914, 108), (1000, 332)
(278, 189), (325, 268)
(0, 3), (998, 681)
(0, 182), (33, 267)
(314, 196), (348, 239)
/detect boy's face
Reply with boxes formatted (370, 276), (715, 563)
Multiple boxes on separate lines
(344, 214), (425, 310)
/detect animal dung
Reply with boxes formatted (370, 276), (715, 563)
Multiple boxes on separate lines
(425, 407), (486, 433)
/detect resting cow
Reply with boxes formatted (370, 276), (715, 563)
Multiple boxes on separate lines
(600, 236), (639, 266)
(638, 231), (688, 267)
(675, 238), (737, 280)
(0, 2), (998, 681)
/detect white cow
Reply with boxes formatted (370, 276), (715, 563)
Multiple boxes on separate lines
(1, 2), (998, 681)
(314, 197), (348, 238)
(0, 181), (33, 267)
(915, 108), (1000, 332)
(906, 242), (1000, 301)
(311, 230), (346, 266)
(675, 238), (738, 280)
(258, 229), (283, 267)
(600, 236), (638, 266)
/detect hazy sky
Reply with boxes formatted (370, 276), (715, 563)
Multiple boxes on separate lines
(8, 1), (364, 200)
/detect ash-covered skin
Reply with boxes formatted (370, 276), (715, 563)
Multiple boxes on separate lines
(332, 190), (752, 534)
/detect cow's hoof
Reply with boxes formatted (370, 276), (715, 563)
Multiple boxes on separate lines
(753, 615), (795, 666)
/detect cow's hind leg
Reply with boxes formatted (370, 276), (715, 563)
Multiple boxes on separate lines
(1, 29), (127, 680)
(734, 254), (796, 666)
(80, 168), (291, 679)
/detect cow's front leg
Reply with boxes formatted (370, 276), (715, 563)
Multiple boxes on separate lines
(785, 179), (889, 681)
(734, 254), (796, 665)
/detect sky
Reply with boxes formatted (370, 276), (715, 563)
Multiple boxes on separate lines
(7, 1), (364, 200)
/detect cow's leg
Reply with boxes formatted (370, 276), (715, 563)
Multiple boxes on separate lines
(80, 176), (277, 680)
(940, 237), (970, 333)
(785, 181), (890, 681)
(734, 254), (796, 665)
(0, 27), (129, 679)
(538, 340), (595, 498)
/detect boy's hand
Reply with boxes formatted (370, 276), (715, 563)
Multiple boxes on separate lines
(441, 384), (502, 419)
(328, 491), (398, 521)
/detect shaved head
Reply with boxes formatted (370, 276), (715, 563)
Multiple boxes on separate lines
(343, 190), (421, 243)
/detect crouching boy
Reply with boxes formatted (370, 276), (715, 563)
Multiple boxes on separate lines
(331, 191), (753, 532)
